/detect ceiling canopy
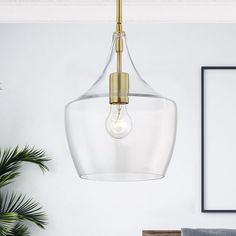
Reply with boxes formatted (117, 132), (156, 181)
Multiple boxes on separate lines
(0, 0), (234, 5)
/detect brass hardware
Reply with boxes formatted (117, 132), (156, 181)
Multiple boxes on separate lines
(109, 72), (129, 104)
(116, 37), (123, 72)
(108, 0), (129, 105)
(116, 0), (122, 33)
(116, 37), (123, 53)
(115, 0), (124, 73)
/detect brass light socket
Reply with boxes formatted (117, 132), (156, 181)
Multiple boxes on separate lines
(109, 72), (129, 104)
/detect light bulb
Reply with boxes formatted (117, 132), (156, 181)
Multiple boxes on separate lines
(106, 104), (132, 139)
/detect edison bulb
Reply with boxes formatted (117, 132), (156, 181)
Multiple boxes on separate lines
(106, 104), (132, 139)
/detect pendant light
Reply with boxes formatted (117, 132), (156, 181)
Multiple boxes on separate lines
(65, 0), (177, 181)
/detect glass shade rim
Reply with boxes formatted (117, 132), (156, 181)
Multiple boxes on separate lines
(79, 172), (165, 182)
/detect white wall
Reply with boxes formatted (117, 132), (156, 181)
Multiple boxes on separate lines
(0, 23), (236, 236)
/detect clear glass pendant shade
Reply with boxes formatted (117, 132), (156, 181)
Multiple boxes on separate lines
(65, 32), (177, 181)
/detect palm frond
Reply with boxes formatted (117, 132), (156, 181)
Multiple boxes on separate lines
(0, 146), (50, 188)
(0, 212), (18, 236)
(11, 223), (30, 236)
(0, 192), (47, 229)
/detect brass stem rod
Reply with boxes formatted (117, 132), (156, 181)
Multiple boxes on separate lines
(117, 54), (122, 72)
(116, 37), (123, 72)
(116, 0), (123, 72)
(116, 0), (122, 33)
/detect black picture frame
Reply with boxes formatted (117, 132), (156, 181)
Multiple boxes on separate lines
(201, 66), (236, 213)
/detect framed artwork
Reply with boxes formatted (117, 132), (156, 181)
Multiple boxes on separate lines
(143, 231), (181, 236)
(201, 66), (236, 212)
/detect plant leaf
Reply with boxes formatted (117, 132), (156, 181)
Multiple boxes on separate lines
(11, 223), (30, 236)
(0, 192), (47, 229)
(0, 212), (18, 236)
(0, 146), (50, 188)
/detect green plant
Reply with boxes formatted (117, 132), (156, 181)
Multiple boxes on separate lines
(0, 146), (50, 236)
